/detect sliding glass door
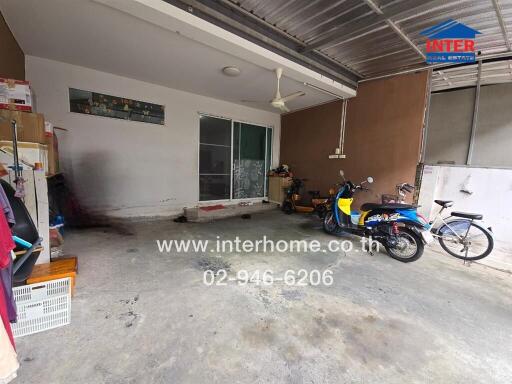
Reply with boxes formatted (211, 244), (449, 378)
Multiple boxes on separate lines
(233, 122), (267, 198)
(199, 115), (272, 201)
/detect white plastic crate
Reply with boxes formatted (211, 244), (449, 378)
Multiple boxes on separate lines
(11, 277), (71, 338)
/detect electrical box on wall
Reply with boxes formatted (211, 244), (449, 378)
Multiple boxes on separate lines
(329, 148), (346, 159)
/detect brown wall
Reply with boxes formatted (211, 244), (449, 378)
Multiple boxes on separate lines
(0, 11), (24, 80)
(280, 72), (428, 206)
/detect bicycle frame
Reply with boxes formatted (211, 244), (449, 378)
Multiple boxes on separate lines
(426, 207), (470, 241)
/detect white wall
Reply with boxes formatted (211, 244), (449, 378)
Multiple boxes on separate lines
(425, 88), (474, 165)
(426, 83), (512, 168)
(473, 83), (512, 167)
(26, 56), (281, 217)
(418, 165), (512, 271)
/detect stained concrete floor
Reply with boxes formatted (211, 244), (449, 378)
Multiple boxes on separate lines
(14, 210), (512, 384)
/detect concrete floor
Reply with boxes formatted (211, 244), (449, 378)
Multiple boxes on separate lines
(14, 210), (512, 384)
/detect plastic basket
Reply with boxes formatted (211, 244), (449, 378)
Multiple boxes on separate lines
(11, 277), (71, 338)
(350, 213), (361, 225)
(381, 194), (399, 204)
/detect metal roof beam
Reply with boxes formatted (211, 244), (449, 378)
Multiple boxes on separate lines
(491, 0), (511, 51)
(301, 0), (441, 54)
(437, 70), (452, 87)
(301, 15), (384, 53)
(360, 51), (512, 82)
(467, 60), (482, 165)
(362, 0), (425, 60)
(285, 0), (349, 35)
(166, 0), (361, 85)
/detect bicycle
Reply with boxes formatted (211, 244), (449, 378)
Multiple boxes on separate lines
(423, 200), (494, 261)
(381, 184), (494, 261)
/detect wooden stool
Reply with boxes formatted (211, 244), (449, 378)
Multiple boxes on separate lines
(27, 257), (78, 296)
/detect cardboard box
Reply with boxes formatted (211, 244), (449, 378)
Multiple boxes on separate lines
(0, 78), (33, 112)
(46, 131), (60, 175)
(0, 109), (46, 144)
(268, 176), (292, 204)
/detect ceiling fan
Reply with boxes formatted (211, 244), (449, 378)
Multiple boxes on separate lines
(243, 68), (305, 113)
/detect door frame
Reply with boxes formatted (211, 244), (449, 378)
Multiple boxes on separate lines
(198, 112), (273, 203)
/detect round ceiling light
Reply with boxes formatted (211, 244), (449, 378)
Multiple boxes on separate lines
(222, 66), (241, 77)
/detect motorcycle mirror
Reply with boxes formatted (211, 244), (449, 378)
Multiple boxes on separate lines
(367, 177), (374, 184)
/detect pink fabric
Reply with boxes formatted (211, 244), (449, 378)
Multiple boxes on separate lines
(0, 213), (14, 270)
(0, 282), (14, 349)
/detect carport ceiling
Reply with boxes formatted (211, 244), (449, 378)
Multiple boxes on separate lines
(432, 58), (512, 91)
(171, 0), (512, 83)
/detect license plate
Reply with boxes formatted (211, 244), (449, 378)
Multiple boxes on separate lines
(421, 230), (434, 244)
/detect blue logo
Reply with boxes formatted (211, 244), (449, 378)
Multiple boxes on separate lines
(421, 19), (481, 64)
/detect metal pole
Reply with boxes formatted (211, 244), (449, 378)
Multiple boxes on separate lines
(11, 120), (21, 181)
(467, 60), (482, 165)
(420, 69), (433, 163)
(340, 99), (348, 157)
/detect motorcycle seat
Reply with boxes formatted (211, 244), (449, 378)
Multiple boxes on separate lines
(451, 211), (483, 220)
(361, 203), (416, 211)
(434, 199), (454, 208)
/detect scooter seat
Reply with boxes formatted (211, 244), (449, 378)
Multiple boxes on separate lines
(361, 203), (416, 211)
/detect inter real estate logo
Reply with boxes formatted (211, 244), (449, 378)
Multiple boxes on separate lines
(421, 19), (481, 64)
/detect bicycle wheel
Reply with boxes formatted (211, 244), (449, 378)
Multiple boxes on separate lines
(437, 220), (493, 260)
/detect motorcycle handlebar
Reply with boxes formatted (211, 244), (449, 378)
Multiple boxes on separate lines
(337, 180), (370, 193)
(397, 183), (415, 193)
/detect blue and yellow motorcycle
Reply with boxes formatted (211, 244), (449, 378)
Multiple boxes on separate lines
(323, 171), (433, 262)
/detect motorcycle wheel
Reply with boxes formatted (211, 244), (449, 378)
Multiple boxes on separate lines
(316, 204), (328, 219)
(281, 201), (294, 214)
(385, 227), (424, 263)
(323, 211), (340, 235)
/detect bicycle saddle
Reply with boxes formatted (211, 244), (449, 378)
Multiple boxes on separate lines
(434, 200), (453, 208)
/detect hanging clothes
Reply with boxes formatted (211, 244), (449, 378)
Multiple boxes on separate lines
(0, 183), (16, 323)
(0, 182), (19, 384)
(0, 281), (14, 349)
(0, 260), (15, 323)
(0, 292), (18, 383)
(0, 186), (14, 226)
(0, 209), (14, 270)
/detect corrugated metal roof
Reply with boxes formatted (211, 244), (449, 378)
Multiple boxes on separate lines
(432, 59), (512, 91)
(225, 0), (512, 80)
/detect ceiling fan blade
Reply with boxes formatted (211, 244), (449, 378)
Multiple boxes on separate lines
(280, 91), (306, 103)
(279, 104), (290, 113)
